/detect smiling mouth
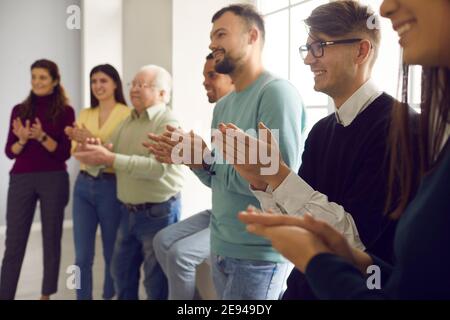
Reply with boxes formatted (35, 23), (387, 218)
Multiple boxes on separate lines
(312, 70), (326, 77)
(213, 50), (225, 59)
(394, 20), (416, 38)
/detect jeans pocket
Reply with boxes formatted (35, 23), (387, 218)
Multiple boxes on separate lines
(135, 205), (176, 235)
(145, 202), (171, 219)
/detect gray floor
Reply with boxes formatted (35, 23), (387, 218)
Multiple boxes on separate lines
(0, 224), (146, 300)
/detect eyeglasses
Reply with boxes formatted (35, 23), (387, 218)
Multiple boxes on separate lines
(299, 38), (363, 60)
(127, 82), (155, 90)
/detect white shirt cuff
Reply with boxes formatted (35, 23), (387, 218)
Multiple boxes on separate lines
(250, 184), (282, 213)
(272, 170), (315, 214)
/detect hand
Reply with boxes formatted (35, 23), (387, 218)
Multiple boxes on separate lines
(72, 124), (94, 143)
(238, 208), (331, 273)
(64, 124), (75, 140)
(76, 137), (113, 152)
(143, 133), (174, 164)
(73, 139), (115, 167)
(29, 118), (45, 141)
(12, 118), (31, 143)
(143, 125), (209, 169)
(238, 209), (372, 273)
(217, 122), (289, 190)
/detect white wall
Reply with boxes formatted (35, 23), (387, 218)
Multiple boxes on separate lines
(0, 0), (82, 226)
(172, 0), (253, 217)
(122, 0), (173, 106)
(0, 0), (258, 225)
(82, 0), (123, 108)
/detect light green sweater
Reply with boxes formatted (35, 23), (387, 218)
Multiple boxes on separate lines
(193, 72), (306, 262)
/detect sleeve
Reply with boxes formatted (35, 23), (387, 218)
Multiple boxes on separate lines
(212, 80), (304, 197)
(5, 106), (19, 159)
(272, 171), (365, 250)
(49, 106), (75, 162)
(257, 80), (304, 173)
(305, 253), (390, 300)
(250, 185), (283, 213)
(112, 118), (180, 181)
(370, 254), (394, 283)
(251, 122), (318, 213)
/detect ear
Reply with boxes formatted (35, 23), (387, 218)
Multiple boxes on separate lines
(355, 40), (372, 65)
(159, 89), (166, 101)
(248, 26), (259, 45)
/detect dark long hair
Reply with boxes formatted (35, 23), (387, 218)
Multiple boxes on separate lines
(89, 64), (127, 108)
(386, 66), (450, 219)
(19, 59), (69, 122)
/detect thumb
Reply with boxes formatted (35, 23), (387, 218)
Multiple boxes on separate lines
(35, 117), (42, 125)
(218, 123), (227, 133)
(166, 125), (176, 132)
(25, 120), (30, 128)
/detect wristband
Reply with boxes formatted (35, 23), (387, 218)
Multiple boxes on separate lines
(39, 133), (48, 143)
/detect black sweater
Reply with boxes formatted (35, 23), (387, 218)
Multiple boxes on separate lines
(283, 93), (397, 299)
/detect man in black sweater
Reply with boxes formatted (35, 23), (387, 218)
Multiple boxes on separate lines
(218, 1), (398, 299)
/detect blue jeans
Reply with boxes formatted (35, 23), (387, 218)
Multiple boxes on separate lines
(211, 255), (289, 300)
(111, 194), (181, 300)
(153, 210), (211, 300)
(72, 173), (122, 300)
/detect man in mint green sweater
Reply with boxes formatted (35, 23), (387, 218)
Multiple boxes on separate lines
(148, 4), (306, 300)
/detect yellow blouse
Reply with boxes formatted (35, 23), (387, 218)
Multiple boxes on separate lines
(73, 103), (131, 173)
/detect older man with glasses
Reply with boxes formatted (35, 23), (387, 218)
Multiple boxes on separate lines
(74, 65), (185, 300)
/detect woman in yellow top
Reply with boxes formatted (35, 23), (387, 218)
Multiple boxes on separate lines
(65, 64), (130, 300)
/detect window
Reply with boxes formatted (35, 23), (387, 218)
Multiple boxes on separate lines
(259, 0), (422, 136)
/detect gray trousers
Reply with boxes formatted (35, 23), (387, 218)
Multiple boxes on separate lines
(0, 171), (69, 299)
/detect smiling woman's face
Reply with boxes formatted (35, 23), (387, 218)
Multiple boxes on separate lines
(381, 0), (450, 67)
(31, 68), (56, 96)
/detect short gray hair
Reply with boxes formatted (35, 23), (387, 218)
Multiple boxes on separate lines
(140, 64), (172, 104)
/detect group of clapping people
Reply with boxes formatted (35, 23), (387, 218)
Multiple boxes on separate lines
(1, 0), (449, 300)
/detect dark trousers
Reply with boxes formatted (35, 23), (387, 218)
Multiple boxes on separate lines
(0, 171), (69, 299)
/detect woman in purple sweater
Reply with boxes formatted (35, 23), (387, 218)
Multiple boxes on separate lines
(0, 59), (75, 300)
